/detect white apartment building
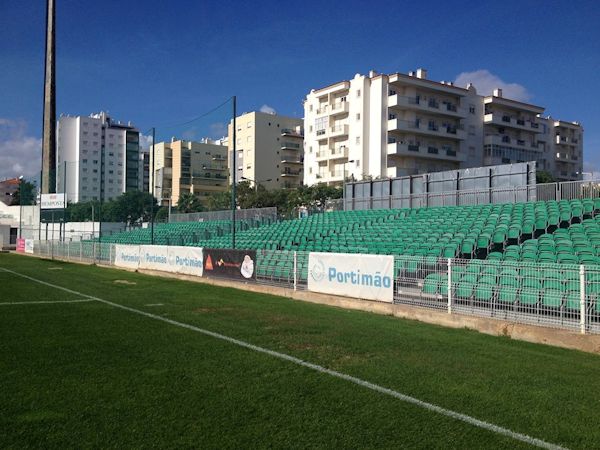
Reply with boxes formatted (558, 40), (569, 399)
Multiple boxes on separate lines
(303, 69), (583, 185)
(228, 112), (304, 190)
(56, 112), (140, 203)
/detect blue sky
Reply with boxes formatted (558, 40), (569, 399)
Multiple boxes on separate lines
(1, 0), (599, 180)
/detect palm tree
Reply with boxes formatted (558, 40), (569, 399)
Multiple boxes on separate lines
(177, 192), (204, 213)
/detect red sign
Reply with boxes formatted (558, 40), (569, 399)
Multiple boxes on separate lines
(16, 238), (25, 253)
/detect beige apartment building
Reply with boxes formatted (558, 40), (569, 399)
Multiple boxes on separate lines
(303, 69), (583, 185)
(149, 138), (228, 206)
(228, 111), (304, 190)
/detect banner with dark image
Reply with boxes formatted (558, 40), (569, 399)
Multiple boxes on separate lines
(203, 249), (256, 281)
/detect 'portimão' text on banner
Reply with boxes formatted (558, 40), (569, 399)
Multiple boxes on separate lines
(115, 244), (141, 269)
(307, 252), (394, 302)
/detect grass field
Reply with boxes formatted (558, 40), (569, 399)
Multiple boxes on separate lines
(1, 253), (599, 449)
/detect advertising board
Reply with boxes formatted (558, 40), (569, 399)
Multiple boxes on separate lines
(307, 252), (394, 302)
(203, 248), (256, 281)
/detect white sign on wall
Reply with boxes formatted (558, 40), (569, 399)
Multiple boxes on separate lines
(24, 239), (34, 254)
(308, 252), (394, 303)
(41, 193), (66, 209)
(130, 245), (204, 277)
(139, 245), (170, 271)
(114, 244), (141, 269)
(167, 246), (203, 277)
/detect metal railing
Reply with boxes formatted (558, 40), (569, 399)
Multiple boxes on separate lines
(31, 241), (600, 335)
(170, 207), (278, 223)
(345, 179), (600, 211)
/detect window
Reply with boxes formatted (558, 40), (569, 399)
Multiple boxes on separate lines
(108, 152), (114, 157)
(356, 89), (361, 98)
(356, 136), (360, 144)
(389, 89), (396, 96)
(389, 113), (396, 120)
(468, 125), (475, 136)
(236, 138), (241, 145)
(247, 122), (252, 128)
(309, 168), (312, 174)
(356, 113), (360, 121)
(356, 160), (360, 167)
(246, 136), (252, 142)
(309, 105), (313, 112)
(83, 140), (88, 145)
(82, 158), (88, 163)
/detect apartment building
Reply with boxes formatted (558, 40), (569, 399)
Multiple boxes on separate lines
(228, 112), (304, 190)
(138, 151), (150, 193)
(303, 69), (583, 185)
(149, 138), (228, 206)
(56, 112), (140, 203)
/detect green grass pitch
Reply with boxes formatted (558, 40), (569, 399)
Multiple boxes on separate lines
(1, 252), (599, 449)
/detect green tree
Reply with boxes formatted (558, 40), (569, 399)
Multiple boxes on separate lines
(177, 192), (204, 213)
(536, 170), (555, 184)
(10, 179), (36, 206)
(155, 206), (169, 222)
(206, 190), (231, 211)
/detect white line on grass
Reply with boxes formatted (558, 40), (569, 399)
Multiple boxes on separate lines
(0, 299), (95, 306)
(0, 267), (568, 450)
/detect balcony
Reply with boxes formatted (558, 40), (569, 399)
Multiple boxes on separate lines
(329, 101), (349, 116)
(281, 169), (301, 177)
(281, 141), (302, 151)
(387, 142), (466, 161)
(280, 155), (303, 165)
(387, 94), (466, 118)
(387, 118), (466, 140)
(483, 113), (542, 133)
(329, 146), (349, 159)
(281, 128), (303, 138)
(555, 135), (578, 146)
(329, 124), (349, 138)
(328, 169), (349, 182)
(555, 153), (578, 163)
(212, 155), (227, 161)
(484, 135), (541, 151)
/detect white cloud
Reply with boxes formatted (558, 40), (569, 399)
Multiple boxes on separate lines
(139, 133), (153, 151)
(0, 118), (41, 181)
(454, 69), (532, 102)
(259, 104), (277, 115)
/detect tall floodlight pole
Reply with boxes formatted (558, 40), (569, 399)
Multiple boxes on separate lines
(41, 0), (56, 195)
(232, 96), (237, 249)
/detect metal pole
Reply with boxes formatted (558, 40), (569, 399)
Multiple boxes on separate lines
(18, 179), (23, 239)
(580, 265), (586, 334)
(293, 251), (297, 291)
(63, 160), (67, 242)
(447, 258), (452, 314)
(151, 127), (155, 245)
(232, 96), (237, 249)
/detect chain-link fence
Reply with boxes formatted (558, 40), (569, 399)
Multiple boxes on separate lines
(30, 241), (600, 335)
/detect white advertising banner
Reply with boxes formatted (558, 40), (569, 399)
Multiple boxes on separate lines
(24, 239), (34, 254)
(41, 193), (66, 209)
(139, 245), (170, 271)
(136, 245), (203, 276)
(167, 246), (203, 277)
(308, 252), (394, 303)
(114, 245), (141, 269)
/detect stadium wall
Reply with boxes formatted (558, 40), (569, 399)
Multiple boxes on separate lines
(29, 241), (600, 338)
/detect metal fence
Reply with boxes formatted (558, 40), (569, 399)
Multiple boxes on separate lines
(31, 241), (600, 335)
(344, 179), (600, 211)
(170, 207), (278, 223)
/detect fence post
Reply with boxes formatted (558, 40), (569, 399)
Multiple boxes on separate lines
(580, 264), (586, 334)
(447, 258), (452, 314)
(80, 240), (83, 261)
(293, 251), (297, 291)
(67, 241), (70, 260)
(109, 244), (113, 266)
